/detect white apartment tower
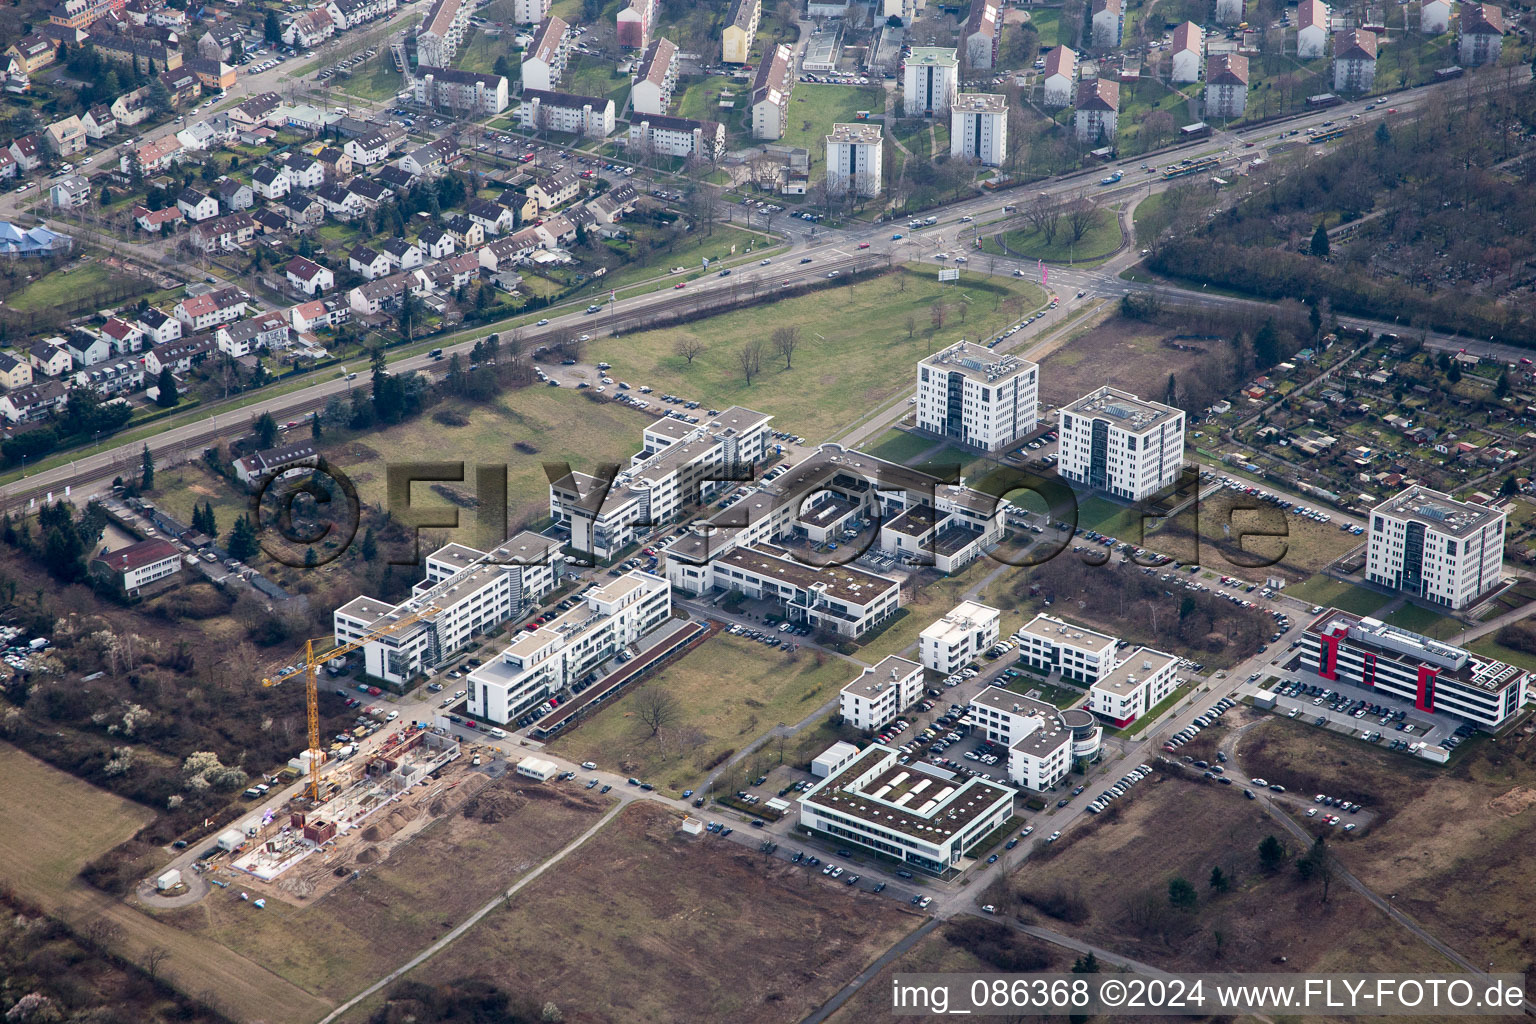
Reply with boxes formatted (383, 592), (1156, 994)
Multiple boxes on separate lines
(1057, 386), (1185, 502)
(916, 341), (1039, 451)
(949, 92), (1007, 166)
(512, 0), (548, 23)
(902, 46), (958, 117)
(825, 122), (883, 196)
(1366, 486), (1506, 610)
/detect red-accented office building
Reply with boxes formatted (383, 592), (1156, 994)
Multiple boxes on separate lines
(1299, 608), (1526, 730)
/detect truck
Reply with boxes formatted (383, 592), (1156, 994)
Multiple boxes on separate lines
(923, 216), (938, 226)
(1099, 171), (1123, 185)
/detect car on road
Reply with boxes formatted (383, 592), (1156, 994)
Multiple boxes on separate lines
(857, 242), (870, 249)
(674, 281), (686, 289)
(536, 318), (549, 325)
(580, 761), (596, 770)
(1047, 830), (1061, 842)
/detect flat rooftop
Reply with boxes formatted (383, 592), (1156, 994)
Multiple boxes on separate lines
(1064, 386), (1180, 433)
(1092, 647), (1179, 695)
(1373, 486), (1506, 538)
(907, 46), (958, 67)
(884, 504), (938, 538)
(828, 122), (882, 145)
(970, 688), (1071, 757)
(1018, 612), (1118, 651)
(842, 655), (922, 699)
(798, 493), (860, 529)
(922, 340), (1038, 387)
(716, 543), (899, 606)
(953, 92), (1006, 113)
(1305, 608), (1523, 694)
(807, 744), (1013, 843)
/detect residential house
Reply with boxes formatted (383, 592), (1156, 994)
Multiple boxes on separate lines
(229, 92), (284, 130)
(93, 31), (183, 73)
(722, 0), (759, 63)
(175, 120), (219, 151)
(212, 177), (254, 211)
(1042, 45), (1077, 108)
(1332, 28), (1377, 92)
(2, 56), (28, 95)
(750, 44), (793, 140)
(286, 255), (334, 295)
(289, 298), (349, 332)
(0, 380), (67, 423)
(527, 169), (580, 210)
(344, 130), (393, 166)
(173, 286), (248, 331)
(1090, 0), (1123, 48)
(82, 105), (117, 139)
(43, 115), (86, 156)
(630, 36), (677, 116)
(1204, 52), (1249, 118)
(283, 7), (336, 47)
(252, 164), (290, 200)
(197, 23), (243, 61)
(0, 150), (14, 181)
(0, 351), (32, 389)
(90, 537), (181, 598)
(381, 237), (424, 270)
(1073, 77), (1119, 143)
(110, 88), (151, 128)
(522, 15), (570, 91)
(398, 136), (459, 177)
(962, 0), (1001, 70)
(1459, 3), (1505, 65)
(534, 213), (575, 247)
(1170, 21), (1203, 82)
(377, 164), (417, 192)
(65, 330), (111, 366)
(514, 0), (549, 22)
(445, 214), (483, 248)
(348, 272), (414, 315)
(132, 203), (182, 232)
(466, 197), (515, 234)
(421, 250), (480, 291)
(122, 135), (181, 175)
(136, 306), (181, 345)
(28, 341), (72, 376)
(73, 356), (144, 397)
(8, 134), (42, 173)
(100, 316), (143, 353)
(184, 57), (237, 92)
(232, 442), (320, 486)
(517, 89), (615, 138)
(159, 68), (203, 106)
(216, 311), (289, 357)
(349, 243), (391, 279)
(616, 0), (653, 48)
(177, 187), (219, 222)
(1297, 0), (1330, 58)
(418, 226), (454, 259)
(49, 174), (91, 208)
(1421, 0), (1450, 32)
(317, 181), (366, 220)
(411, 65), (509, 116)
(188, 211), (256, 251)
(5, 36), (56, 74)
(628, 115), (725, 159)
(142, 334), (214, 375)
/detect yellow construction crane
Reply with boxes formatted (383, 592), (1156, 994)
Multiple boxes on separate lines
(263, 603), (439, 804)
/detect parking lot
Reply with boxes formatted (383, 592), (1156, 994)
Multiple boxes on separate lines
(1266, 673), (1459, 752)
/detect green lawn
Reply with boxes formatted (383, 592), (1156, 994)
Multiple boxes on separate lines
(588, 267), (1045, 443)
(777, 83), (886, 170)
(1286, 576), (1393, 616)
(6, 261), (124, 312)
(548, 633), (858, 792)
(1123, 680), (1196, 736)
(1074, 495), (1146, 539)
(1026, 9), (1061, 47)
(996, 207), (1123, 265)
(456, 29), (516, 75)
(575, 223), (775, 297)
(674, 75), (747, 136)
(861, 429), (945, 466)
(332, 54), (403, 102)
(563, 53), (629, 109)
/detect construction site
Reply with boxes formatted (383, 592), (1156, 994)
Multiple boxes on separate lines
(204, 725), (471, 902)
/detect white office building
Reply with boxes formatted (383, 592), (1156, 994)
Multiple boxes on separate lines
(916, 340), (1039, 452)
(949, 92), (1007, 166)
(1058, 386), (1185, 502)
(1301, 609), (1526, 730)
(825, 122), (883, 197)
(1016, 613), (1119, 685)
(840, 655), (924, 732)
(1087, 647), (1180, 727)
(919, 601), (1001, 674)
(1366, 486), (1506, 610)
(463, 570), (672, 725)
(333, 534), (563, 685)
(799, 743), (1015, 875)
(902, 46), (958, 117)
(969, 688), (1102, 791)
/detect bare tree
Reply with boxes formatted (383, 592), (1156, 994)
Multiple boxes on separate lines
(1025, 193), (1064, 244)
(675, 337), (705, 364)
(634, 687), (680, 738)
(956, 299), (970, 323)
(737, 339), (764, 385)
(770, 325), (800, 369)
(930, 302), (947, 332)
(905, 313), (916, 339)
(143, 946), (170, 983)
(1065, 194), (1098, 244)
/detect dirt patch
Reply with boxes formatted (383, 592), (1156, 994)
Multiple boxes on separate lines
(1038, 316), (1213, 408)
(1490, 786), (1536, 816)
(398, 801), (922, 1024)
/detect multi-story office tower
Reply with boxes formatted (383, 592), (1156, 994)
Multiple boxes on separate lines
(1057, 386), (1185, 501)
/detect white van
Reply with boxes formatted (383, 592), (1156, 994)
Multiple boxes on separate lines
(489, 727), (508, 739)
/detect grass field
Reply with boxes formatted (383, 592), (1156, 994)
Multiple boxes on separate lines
(0, 744), (330, 1024)
(996, 207), (1123, 265)
(777, 83), (886, 168)
(675, 75), (747, 136)
(577, 223), (776, 297)
(1157, 489), (1365, 583)
(998, 767), (1458, 974)
(1024, 8), (1061, 47)
(159, 774), (613, 1002)
(590, 267), (1045, 443)
(564, 53), (629, 108)
(332, 55), (403, 102)
(374, 800), (923, 1024)
(860, 428), (945, 466)
(6, 261), (141, 313)
(550, 633), (858, 792)
(456, 29), (515, 75)
(1286, 575), (1392, 616)
(329, 387), (651, 544)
